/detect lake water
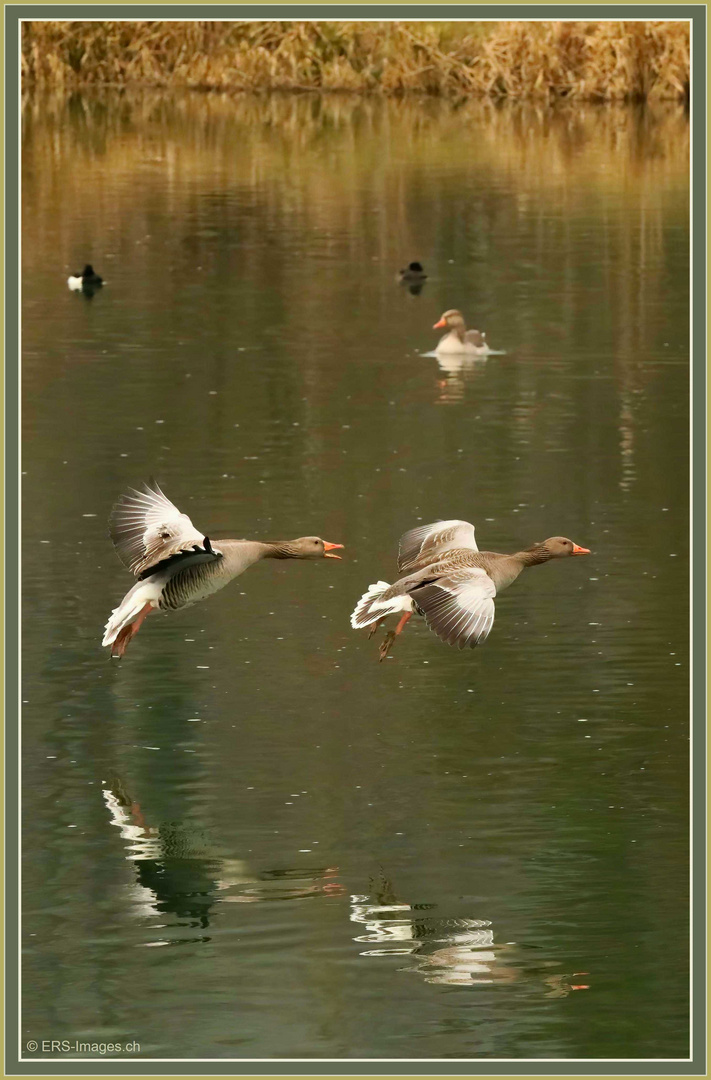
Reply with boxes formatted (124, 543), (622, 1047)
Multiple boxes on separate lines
(21, 92), (690, 1061)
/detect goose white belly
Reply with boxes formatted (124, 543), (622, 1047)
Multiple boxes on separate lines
(436, 332), (489, 356)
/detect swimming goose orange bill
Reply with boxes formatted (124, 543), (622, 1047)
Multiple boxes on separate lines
(433, 317), (447, 329)
(350, 521), (590, 660)
(102, 481), (343, 657)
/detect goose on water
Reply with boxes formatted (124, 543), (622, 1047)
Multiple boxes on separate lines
(433, 309), (491, 355)
(351, 519), (590, 660)
(102, 482), (343, 657)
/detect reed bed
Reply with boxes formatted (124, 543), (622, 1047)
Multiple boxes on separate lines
(22, 20), (689, 102)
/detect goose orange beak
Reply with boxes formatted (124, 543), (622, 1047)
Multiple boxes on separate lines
(433, 318), (447, 329)
(572, 544), (590, 555)
(323, 542), (344, 559)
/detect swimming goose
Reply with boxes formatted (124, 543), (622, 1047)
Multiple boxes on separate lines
(102, 481), (343, 657)
(351, 519), (589, 660)
(68, 264), (104, 291)
(433, 310), (490, 355)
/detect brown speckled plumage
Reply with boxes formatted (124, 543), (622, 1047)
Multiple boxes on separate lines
(102, 482), (342, 656)
(351, 520), (589, 658)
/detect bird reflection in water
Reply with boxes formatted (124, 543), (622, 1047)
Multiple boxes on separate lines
(350, 873), (514, 986)
(351, 874), (590, 993)
(433, 354), (488, 406)
(102, 779), (344, 944)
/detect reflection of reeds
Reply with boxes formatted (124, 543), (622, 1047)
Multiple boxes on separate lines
(22, 20), (689, 101)
(22, 94), (689, 378)
(21, 90), (690, 190)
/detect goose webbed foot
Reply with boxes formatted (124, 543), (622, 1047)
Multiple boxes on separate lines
(379, 631), (396, 661)
(378, 611), (412, 661)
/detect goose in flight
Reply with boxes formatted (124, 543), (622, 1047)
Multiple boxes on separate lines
(102, 481), (343, 657)
(351, 519), (589, 660)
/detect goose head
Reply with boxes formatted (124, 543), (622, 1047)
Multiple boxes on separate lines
(433, 309), (466, 332)
(289, 537), (344, 560)
(541, 536), (591, 558)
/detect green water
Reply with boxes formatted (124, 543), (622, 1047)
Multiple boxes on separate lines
(21, 92), (689, 1061)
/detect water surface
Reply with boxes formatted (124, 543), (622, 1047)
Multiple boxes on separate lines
(21, 92), (689, 1061)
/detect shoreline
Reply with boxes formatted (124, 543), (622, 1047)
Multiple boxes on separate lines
(23, 20), (690, 103)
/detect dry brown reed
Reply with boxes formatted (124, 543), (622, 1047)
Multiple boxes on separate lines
(22, 20), (689, 102)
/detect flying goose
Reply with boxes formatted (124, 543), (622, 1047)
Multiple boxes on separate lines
(102, 481), (343, 657)
(351, 519), (589, 660)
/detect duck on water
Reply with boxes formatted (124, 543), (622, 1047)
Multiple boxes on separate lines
(398, 262), (428, 295)
(68, 264), (104, 294)
(102, 481), (343, 657)
(398, 262), (428, 283)
(351, 519), (590, 660)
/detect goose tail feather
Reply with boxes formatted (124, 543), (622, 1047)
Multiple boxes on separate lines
(102, 581), (159, 649)
(350, 581), (412, 629)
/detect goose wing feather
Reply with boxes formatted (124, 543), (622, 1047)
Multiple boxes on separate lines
(411, 569), (495, 649)
(397, 519), (478, 574)
(109, 481), (222, 578)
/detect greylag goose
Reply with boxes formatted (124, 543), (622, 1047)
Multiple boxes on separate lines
(102, 481), (343, 657)
(351, 519), (589, 660)
(68, 264), (103, 291)
(433, 310), (490, 355)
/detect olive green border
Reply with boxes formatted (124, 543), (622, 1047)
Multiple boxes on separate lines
(3, 2), (706, 1077)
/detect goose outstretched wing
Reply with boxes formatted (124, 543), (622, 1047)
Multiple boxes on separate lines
(109, 481), (222, 579)
(397, 519), (478, 574)
(411, 569), (495, 650)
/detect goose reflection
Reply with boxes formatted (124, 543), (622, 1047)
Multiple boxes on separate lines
(350, 874), (516, 986)
(434, 354), (488, 406)
(351, 874), (592, 993)
(102, 779), (344, 943)
(103, 779), (234, 936)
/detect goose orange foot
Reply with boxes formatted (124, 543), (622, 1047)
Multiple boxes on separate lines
(378, 611), (413, 661)
(379, 630), (396, 661)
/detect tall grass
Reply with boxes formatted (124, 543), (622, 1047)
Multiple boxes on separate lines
(22, 20), (689, 102)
